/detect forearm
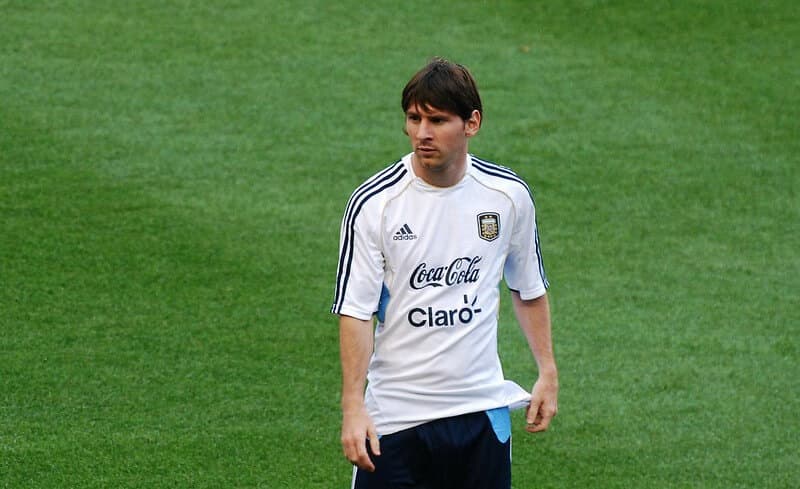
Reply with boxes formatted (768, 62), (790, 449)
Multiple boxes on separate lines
(511, 291), (557, 380)
(512, 291), (559, 431)
(339, 315), (374, 411)
(338, 314), (381, 470)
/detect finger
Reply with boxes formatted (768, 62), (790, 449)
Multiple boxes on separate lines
(368, 426), (381, 457)
(356, 456), (376, 472)
(525, 412), (543, 432)
(528, 415), (552, 433)
(526, 398), (542, 425)
(526, 405), (557, 433)
(345, 441), (374, 472)
(342, 438), (361, 465)
(342, 435), (371, 471)
(357, 441), (376, 472)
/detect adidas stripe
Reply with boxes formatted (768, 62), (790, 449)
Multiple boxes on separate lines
(332, 161), (407, 314)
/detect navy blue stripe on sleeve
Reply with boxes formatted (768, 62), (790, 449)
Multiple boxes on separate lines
(332, 162), (406, 314)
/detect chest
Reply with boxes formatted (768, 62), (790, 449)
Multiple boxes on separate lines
(380, 185), (515, 276)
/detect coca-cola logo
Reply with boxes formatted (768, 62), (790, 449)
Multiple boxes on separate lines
(409, 256), (481, 290)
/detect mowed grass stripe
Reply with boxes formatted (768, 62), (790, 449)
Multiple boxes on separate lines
(1, 106), (341, 487)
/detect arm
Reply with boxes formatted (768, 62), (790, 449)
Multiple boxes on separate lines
(339, 314), (381, 471)
(511, 291), (559, 433)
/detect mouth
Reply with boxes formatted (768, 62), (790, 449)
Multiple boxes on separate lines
(416, 147), (437, 156)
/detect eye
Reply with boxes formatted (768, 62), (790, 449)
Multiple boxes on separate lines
(407, 113), (421, 122)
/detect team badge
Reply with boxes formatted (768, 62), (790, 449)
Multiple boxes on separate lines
(477, 212), (500, 241)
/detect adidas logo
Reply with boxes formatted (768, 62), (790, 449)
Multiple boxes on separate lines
(393, 224), (418, 241)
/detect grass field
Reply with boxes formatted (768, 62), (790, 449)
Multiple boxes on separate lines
(1, 1), (798, 487)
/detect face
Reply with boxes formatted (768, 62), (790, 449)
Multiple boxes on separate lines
(405, 104), (481, 186)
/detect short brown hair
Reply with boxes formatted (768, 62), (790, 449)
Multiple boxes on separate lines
(401, 57), (483, 124)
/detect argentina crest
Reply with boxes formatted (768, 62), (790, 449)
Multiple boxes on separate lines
(477, 212), (500, 241)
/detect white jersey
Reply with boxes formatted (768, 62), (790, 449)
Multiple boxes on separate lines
(331, 153), (549, 435)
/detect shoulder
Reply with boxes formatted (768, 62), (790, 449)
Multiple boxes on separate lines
(469, 155), (535, 204)
(343, 158), (411, 221)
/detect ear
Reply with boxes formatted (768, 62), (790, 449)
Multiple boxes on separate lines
(465, 110), (481, 137)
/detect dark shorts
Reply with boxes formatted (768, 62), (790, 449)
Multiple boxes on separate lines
(352, 407), (512, 489)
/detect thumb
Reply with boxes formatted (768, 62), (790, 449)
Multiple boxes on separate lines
(527, 393), (543, 424)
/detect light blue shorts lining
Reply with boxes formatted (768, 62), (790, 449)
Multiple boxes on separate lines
(485, 406), (511, 443)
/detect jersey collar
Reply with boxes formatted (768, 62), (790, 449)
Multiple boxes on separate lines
(404, 153), (473, 191)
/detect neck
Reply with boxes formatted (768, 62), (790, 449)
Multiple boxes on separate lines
(411, 152), (468, 188)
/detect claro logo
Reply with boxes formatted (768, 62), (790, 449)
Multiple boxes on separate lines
(409, 256), (481, 290)
(408, 294), (483, 328)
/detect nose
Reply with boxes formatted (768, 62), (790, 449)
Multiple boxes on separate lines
(417, 119), (433, 140)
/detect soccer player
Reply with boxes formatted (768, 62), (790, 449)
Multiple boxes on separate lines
(331, 57), (558, 489)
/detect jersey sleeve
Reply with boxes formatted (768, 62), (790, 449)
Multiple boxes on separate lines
(331, 199), (384, 320)
(504, 188), (549, 300)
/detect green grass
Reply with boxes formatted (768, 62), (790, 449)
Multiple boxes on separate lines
(2, 1), (798, 487)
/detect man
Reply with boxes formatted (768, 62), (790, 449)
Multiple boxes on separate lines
(331, 57), (558, 489)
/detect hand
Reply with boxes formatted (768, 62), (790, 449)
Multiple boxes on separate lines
(341, 406), (381, 472)
(526, 375), (558, 433)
